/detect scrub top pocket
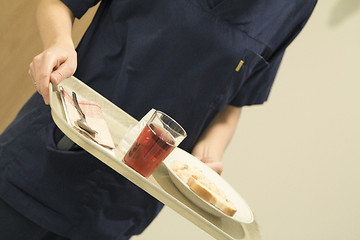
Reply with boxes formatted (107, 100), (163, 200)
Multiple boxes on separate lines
(209, 47), (270, 111)
(230, 49), (270, 99)
(45, 122), (103, 175)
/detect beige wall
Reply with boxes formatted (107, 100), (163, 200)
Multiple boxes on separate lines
(0, 1), (97, 132)
(1, 1), (359, 240)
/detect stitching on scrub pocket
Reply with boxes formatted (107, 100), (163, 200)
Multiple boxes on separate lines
(235, 59), (245, 72)
(191, 0), (229, 11)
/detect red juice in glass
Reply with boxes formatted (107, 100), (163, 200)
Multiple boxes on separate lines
(124, 123), (176, 177)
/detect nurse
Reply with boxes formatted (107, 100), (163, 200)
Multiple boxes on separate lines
(0, 0), (317, 239)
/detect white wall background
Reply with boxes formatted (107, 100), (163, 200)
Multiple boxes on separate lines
(133, 0), (360, 239)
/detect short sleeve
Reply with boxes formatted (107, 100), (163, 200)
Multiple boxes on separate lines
(229, 50), (284, 107)
(61, 0), (101, 19)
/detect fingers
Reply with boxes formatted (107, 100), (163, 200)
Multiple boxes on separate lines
(205, 162), (223, 175)
(28, 47), (76, 105)
(29, 52), (58, 104)
(193, 154), (224, 175)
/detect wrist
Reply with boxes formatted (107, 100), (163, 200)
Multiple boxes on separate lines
(47, 37), (74, 50)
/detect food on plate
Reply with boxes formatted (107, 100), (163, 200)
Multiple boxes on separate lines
(171, 161), (237, 216)
(171, 161), (202, 183)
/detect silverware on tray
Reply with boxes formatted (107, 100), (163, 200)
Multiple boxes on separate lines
(72, 91), (98, 136)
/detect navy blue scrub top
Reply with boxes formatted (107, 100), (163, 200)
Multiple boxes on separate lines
(0, 0), (316, 239)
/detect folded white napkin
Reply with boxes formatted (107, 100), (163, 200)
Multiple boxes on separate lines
(61, 87), (115, 149)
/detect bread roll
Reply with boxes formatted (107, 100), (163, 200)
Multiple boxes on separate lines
(172, 162), (237, 216)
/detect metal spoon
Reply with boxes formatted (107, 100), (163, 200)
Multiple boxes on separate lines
(72, 91), (97, 136)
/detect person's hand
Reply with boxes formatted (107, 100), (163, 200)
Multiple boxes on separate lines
(190, 106), (241, 175)
(29, 43), (77, 105)
(192, 146), (223, 175)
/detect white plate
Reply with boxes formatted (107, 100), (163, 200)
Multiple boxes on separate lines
(163, 148), (254, 223)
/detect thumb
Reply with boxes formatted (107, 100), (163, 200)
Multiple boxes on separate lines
(50, 61), (76, 86)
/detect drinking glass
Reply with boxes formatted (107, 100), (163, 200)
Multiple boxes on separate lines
(124, 110), (187, 177)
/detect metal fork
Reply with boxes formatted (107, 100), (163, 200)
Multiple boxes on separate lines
(72, 91), (98, 136)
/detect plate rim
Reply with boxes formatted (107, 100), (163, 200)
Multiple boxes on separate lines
(163, 148), (254, 223)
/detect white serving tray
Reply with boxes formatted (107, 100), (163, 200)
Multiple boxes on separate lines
(49, 76), (262, 240)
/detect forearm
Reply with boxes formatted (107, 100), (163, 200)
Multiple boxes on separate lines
(37, 0), (75, 49)
(29, 0), (78, 104)
(192, 105), (241, 170)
